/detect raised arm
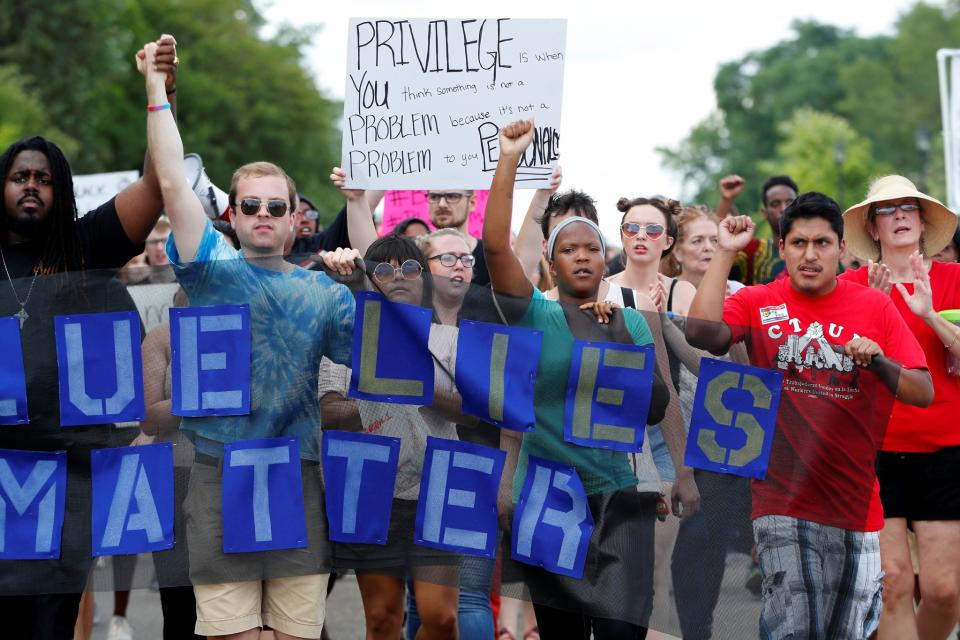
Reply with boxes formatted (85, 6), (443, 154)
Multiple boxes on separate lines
(483, 120), (536, 299)
(138, 42), (206, 261)
(114, 34), (180, 244)
(686, 215), (755, 354)
(514, 165), (562, 282)
(715, 174), (745, 220)
(330, 167), (377, 256)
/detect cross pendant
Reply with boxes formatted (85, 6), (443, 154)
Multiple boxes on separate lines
(15, 307), (27, 328)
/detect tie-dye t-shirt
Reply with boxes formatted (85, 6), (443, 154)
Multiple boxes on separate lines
(168, 220), (355, 460)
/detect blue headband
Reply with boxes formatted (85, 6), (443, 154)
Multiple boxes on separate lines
(546, 216), (606, 259)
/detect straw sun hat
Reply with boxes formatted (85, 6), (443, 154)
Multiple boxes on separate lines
(843, 175), (958, 262)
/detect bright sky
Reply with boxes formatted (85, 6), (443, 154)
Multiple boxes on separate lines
(264, 0), (921, 243)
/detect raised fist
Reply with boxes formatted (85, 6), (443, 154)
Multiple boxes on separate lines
(718, 215), (755, 252)
(719, 175), (746, 201)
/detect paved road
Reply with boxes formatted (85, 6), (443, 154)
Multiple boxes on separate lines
(87, 553), (763, 639)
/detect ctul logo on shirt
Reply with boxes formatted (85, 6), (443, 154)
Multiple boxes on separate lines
(775, 321), (854, 373)
(759, 304), (788, 325)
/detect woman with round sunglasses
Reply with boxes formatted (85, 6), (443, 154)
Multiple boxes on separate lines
(319, 233), (463, 640)
(483, 119), (697, 639)
(838, 176), (960, 640)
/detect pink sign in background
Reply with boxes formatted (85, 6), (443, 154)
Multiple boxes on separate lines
(381, 190), (490, 238)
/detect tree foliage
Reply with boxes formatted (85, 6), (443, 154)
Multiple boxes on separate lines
(659, 2), (959, 212)
(0, 0), (344, 221)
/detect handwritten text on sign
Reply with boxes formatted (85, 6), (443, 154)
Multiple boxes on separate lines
(342, 18), (567, 189)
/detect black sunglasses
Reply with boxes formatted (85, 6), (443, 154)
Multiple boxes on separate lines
(237, 197), (290, 217)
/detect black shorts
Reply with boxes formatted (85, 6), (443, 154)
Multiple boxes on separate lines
(877, 445), (960, 521)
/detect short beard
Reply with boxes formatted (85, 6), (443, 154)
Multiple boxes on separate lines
(6, 212), (50, 241)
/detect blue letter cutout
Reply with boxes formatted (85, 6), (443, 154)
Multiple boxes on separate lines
(91, 443), (174, 556)
(0, 317), (28, 425)
(415, 437), (505, 558)
(222, 437), (307, 553)
(349, 291), (433, 405)
(0, 449), (66, 559)
(685, 357), (783, 480)
(55, 311), (145, 426)
(322, 431), (399, 544)
(170, 304), (250, 417)
(511, 455), (594, 579)
(455, 320), (541, 432)
(563, 340), (654, 452)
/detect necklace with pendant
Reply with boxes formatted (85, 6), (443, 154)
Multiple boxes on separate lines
(0, 244), (39, 329)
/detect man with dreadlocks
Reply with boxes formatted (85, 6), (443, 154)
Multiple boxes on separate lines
(0, 34), (179, 640)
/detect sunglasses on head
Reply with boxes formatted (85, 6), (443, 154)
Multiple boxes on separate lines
(372, 259), (423, 284)
(237, 197), (290, 217)
(621, 222), (666, 240)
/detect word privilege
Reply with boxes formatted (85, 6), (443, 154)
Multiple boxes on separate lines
(342, 18), (566, 189)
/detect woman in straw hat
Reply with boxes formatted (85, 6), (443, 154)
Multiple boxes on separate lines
(839, 175), (960, 640)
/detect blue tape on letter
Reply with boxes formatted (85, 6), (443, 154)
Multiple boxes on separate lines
(91, 443), (174, 556)
(0, 448), (66, 559)
(685, 357), (783, 480)
(563, 340), (654, 452)
(0, 317), (28, 424)
(170, 304), (250, 417)
(55, 311), (145, 426)
(322, 431), (399, 544)
(349, 291), (433, 405)
(511, 455), (594, 579)
(415, 437), (505, 558)
(455, 320), (541, 432)
(222, 438), (307, 553)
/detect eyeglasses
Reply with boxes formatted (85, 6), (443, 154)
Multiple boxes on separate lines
(873, 202), (921, 216)
(372, 259), (423, 284)
(428, 253), (476, 268)
(426, 192), (466, 204)
(237, 197), (290, 217)
(621, 222), (666, 240)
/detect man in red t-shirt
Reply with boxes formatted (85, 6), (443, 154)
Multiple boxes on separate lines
(686, 192), (932, 639)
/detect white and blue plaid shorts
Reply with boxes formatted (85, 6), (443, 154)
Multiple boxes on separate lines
(753, 515), (883, 640)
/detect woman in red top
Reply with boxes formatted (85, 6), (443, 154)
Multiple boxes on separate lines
(841, 175), (960, 640)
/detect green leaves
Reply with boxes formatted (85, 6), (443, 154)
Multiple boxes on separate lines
(660, 4), (957, 209)
(0, 0), (342, 221)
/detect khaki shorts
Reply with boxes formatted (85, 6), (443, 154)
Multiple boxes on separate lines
(194, 573), (329, 638)
(184, 457), (332, 637)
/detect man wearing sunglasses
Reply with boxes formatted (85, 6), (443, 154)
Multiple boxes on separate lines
(140, 41), (355, 639)
(426, 189), (491, 286)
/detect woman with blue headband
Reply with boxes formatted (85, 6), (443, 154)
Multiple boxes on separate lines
(484, 119), (699, 639)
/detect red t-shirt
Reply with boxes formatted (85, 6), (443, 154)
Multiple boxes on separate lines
(839, 261), (960, 452)
(723, 277), (927, 531)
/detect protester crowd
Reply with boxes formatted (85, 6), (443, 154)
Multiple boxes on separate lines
(1, 33), (960, 640)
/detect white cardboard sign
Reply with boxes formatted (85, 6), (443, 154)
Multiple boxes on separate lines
(73, 170), (139, 217)
(342, 18), (567, 189)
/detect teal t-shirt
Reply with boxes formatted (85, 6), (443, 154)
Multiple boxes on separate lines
(514, 289), (654, 497)
(167, 220), (355, 460)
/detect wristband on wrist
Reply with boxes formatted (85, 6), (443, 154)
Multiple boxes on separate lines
(147, 103), (171, 112)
